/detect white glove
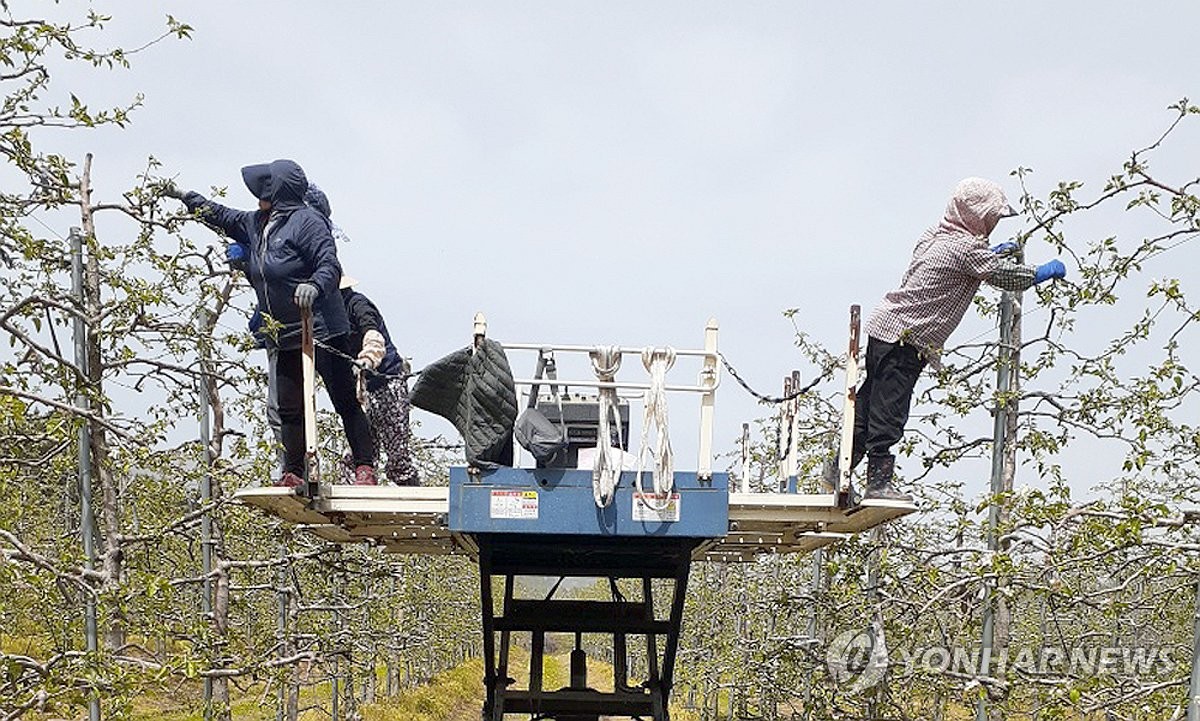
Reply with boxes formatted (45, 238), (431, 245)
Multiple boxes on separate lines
(358, 329), (386, 370)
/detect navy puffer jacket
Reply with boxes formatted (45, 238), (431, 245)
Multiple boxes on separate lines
(184, 159), (349, 349)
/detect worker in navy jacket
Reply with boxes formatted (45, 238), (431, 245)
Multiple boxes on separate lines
(167, 160), (377, 487)
(302, 184), (418, 485)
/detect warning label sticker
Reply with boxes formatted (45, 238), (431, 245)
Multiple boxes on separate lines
(632, 493), (681, 523)
(489, 490), (539, 520)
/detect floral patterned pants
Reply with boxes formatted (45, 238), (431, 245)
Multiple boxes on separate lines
(340, 377), (419, 485)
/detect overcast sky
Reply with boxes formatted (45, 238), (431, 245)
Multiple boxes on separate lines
(26, 1), (1200, 494)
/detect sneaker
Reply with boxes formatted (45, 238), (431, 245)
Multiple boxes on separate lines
(274, 472), (305, 489)
(353, 465), (378, 486)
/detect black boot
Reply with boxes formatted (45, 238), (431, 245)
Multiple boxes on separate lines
(864, 455), (914, 503)
(822, 444), (864, 491)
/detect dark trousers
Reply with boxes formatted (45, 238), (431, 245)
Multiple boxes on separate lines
(852, 336), (926, 466)
(276, 335), (375, 476)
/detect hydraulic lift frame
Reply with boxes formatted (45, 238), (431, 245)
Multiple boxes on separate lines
(451, 466), (728, 721)
(476, 534), (699, 721)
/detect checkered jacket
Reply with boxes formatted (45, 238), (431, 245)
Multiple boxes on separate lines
(865, 228), (1035, 367)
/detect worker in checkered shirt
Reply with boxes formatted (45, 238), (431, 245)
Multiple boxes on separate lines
(842, 177), (1066, 502)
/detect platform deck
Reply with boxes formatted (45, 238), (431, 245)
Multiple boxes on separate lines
(234, 484), (916, 560)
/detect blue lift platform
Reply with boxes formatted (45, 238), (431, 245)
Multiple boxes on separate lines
(453, 465), (728, 720)
(235, 310), (917, 720)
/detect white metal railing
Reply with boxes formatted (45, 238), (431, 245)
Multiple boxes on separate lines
(734, 305), (859, 503)
(834, 305), (860, 502)
(471, 313), (721, 480)
(503, 342), (716, 359)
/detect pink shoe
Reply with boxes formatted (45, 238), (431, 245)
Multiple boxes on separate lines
(353, 465), (378, 486)
(274, 472), (305, 489)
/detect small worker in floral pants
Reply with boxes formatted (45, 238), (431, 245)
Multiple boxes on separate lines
(337, 275), (420, 486)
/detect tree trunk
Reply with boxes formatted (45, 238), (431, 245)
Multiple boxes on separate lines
(867, 525), (887, 720)
(386, 654), (398, 697)
(200, 307), (233, 719)
(211, 564), (232, 719)
(78, 152), (126, 652)
(363, 645), (376, 704)
(279, 533), (300, 721)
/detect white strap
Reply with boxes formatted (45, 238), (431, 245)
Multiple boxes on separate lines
(635, 347), (676, 510)
(589, 346), (623, 508)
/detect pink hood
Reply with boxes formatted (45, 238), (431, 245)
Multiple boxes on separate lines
(939, 177), (1015, 238)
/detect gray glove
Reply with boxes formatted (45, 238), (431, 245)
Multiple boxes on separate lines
(161, 182), (186, 200)
(294, 283), (319, 311)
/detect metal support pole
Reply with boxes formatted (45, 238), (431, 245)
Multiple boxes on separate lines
(70, 227), (101, 721)
(570, 632), (587, 689)
(792, 370), (802, 484)
(301, 309), (319, 498)
(802, 547), (824, 720)
(865, 526), (885, 719)
(478, 548), (497, 721)
(787, 370), (801, 490)
(697, 318), (719, 481)
(197, 311), (214, 717)
(739, 422), (750, 493)
(777, 376), (791, 492)
(836, 305), (861, 506)
(331, 653), (340, 719)
(276, 537), (289, 721)
(332, 554), (342, 721)
(1189, 573), (1200, 721)
(977, 290), (1016, 721)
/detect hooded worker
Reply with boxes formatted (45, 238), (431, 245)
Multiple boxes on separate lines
(167, 160), (378, 487)
(303, 183), (419, 486)
(837, 177), (1066, 502)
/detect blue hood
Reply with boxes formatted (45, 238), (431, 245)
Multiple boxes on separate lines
(240, 163), (271, 199)
(264, 159), (308, 213)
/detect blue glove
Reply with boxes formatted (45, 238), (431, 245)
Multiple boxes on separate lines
(248, 307), (267, 350)
(1034, 259), (1066, 284)
(226, 243), (247, 271)
(990, 241), (1019, 255)
(248, 307), (263, 334)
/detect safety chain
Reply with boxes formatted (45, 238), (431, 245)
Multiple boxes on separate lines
(312, 336), (423, 382)
(415, 440), (465, 451)
(313, 338), (829, 406)
(718, 351), (832, 404)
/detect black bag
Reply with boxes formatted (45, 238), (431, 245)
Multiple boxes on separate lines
(514, 351), (568, 464)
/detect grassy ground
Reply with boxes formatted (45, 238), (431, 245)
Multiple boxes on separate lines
(121, 651), (563, 720)
(358, 658), (487, 721)
(10, 644), (765, 720)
